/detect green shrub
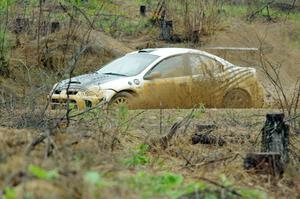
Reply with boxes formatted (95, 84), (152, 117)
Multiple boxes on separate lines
(127, 171), (207, 198)
(223, 5), (248, 17)
(3, 187), (16, 199)
(123, 144), (150, 167)
(84, 171), (102, 184)
(27, 164), (59, 180)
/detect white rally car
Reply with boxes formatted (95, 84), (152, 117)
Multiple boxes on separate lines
(49, 48), (264, 109)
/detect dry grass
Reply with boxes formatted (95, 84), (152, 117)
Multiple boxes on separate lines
(0, 108), (299, 198)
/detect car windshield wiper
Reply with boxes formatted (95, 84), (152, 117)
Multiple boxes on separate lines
(103, 72), (128, 77)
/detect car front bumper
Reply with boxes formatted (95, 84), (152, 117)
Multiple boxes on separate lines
(49, 94), (103, 110)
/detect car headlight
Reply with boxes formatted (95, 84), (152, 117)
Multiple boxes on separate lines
(83, 86), (103, 97)
(84, 90), (101, 96)
(85, 89), (116, 101)
(52, 83), (58, 90)
(49, 83), (58, 95)
(101, 89), (117, 101)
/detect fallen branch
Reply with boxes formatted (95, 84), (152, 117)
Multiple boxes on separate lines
(192, 134), (225, 146)
(149, 109), (195, 149)
(197, 177), (242, 197)
(195, 154), (239, 168)
(247, 0), (276, 21)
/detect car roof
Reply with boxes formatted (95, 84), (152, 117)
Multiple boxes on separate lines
(147, 48), (196, 57)
(129, 48), (196, 57)
(127, 48), (234, 66)
(130, 48), (222, 60)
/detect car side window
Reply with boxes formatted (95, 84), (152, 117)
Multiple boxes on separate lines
(189, 54), (223, 76)
(148, 54), (191, 78)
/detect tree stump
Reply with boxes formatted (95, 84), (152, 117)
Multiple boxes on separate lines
(244, 152), (284, 176)
(14, 18), (29, 34)
(191, 30), (200, 43)
(140, 5), (146, 16)
(261, 113), (289, 165)
(244, 113), (289, 177)
(160, 20), (173, 41)
(51, 22), (60, 33)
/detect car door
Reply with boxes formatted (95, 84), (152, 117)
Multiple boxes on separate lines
(136, 54), (193, 109)
(189, 54), (225, 108)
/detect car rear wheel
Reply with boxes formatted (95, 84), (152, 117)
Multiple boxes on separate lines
(223, 88), (252, 108)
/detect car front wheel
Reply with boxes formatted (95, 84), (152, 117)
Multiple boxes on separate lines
(109, 92), (133, 108)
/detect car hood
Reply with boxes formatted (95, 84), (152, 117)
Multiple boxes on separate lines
(56, 73), (123, 91)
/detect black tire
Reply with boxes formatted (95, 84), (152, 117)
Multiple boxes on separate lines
(223, 88), (252, 108)
(109, 92), (133, 108)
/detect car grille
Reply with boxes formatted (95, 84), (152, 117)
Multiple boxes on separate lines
(85, 100), (92, 108)
(51, 99), (77, 109)
(53, 90), (78, 95)
(66, 90), (78, 95)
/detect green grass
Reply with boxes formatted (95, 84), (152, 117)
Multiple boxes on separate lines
(123, 144), (150, 167)
(116, 171), (267, 199)
(222, 5), (248, 17)
(27, 164), (59, 180)
(223, 4), (300, 22)
(126, 171), (203, 199)
(286, 12), (300, 21)
(2, 187), (16, 199)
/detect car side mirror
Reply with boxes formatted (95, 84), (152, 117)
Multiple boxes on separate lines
(144, 71), (161, 80)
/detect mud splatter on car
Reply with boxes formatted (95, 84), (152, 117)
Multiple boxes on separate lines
(49, 48), (264, 109)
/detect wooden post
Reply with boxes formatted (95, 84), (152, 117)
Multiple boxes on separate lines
(244, 113), (289, 177)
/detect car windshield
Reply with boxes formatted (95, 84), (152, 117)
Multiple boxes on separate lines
(97, 53), (159, 76)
